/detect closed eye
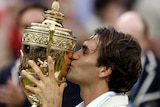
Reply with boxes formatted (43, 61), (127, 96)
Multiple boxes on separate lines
(81, 45), (89, 55)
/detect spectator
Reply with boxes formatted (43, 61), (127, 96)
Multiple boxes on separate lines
(0, 0), (20, 70)
(133, 0), (160, 58)
(115, 11), (160, 107)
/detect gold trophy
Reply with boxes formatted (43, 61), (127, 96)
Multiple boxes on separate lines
(20, 0), (76, 107)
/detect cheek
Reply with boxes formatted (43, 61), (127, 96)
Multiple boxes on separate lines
(67, 58), (99, 84)
(75, 58), (98, 78)
(76, 62), (99, 84)
(78, 58), (97, 69)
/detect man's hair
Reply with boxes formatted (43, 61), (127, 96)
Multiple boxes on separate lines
(95, 27), (142, 93)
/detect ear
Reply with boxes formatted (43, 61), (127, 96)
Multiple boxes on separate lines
(145, 36), (151, 45)
(99, 66), (112, 78)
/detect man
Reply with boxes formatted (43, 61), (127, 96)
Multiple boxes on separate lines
(133, 0), (160, 58)
(21, 26), (142, 107)
(115, 11), (160, 107)
(0, 3), (82, 107)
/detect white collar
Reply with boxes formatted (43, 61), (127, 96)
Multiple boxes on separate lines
(76, 91), (116, 107)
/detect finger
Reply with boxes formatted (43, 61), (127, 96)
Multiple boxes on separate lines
(47, 56), (56, 80)
(18, 64), (21, 73)
(0, 86), (10, 102)
(6, 79), (16, 90)
(59, 82), (67, 94)
(6, 78), (15, 87)
(21, 70), (40, 87)
(0, 86), (5, 99)
(19, 76), (27, 92)
(28, 60), (46, 82)
(25, 85), (42, 103)
(25, 85), (40, 94)
(19, 76), (33, 103)
(0, 95), (7, 103)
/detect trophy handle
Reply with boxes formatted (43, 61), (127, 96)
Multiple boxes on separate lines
(47, 26), (55, 57)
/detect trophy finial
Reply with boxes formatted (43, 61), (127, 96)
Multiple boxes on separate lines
(43, 0), (64, 23)
(52, 0), (60, 11)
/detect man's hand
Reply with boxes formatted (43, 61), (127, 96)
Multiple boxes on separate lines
(0, 79), (25, 107)
(21, 56), (67, 107)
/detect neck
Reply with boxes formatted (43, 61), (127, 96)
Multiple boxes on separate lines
(79, 81), (109, 106)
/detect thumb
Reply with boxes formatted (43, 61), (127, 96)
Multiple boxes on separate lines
(59, 82), (67, 94)
(6, 78), (13, 85)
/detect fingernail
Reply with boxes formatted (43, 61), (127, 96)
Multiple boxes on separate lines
(48, 56), (52, 61)
(21, 70), (26, 75)
(25, 85), (29, 88)
(28, 60), (32, 64)
(48, 56), (52, 59)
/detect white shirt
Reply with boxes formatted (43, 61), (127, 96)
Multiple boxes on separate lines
(11, 59), (20, 85)
(76, 91), (116, 107)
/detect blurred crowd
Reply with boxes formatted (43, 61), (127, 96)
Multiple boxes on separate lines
(0, 0), (49, 70)
(1, 0), (160, 70)
(0, 0), (160, 107)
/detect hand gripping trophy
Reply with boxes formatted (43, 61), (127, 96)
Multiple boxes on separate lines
(19, 0), (76, 107)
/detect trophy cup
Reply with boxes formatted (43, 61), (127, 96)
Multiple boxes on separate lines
(20, 0), (76, 107)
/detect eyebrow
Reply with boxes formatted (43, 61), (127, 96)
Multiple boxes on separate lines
(82, 44), (97, 54)
(86, 34), (96, 41)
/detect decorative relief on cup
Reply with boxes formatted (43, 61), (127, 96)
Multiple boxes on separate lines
(22, 30), (76, 52)
(22, 31), (48, 45)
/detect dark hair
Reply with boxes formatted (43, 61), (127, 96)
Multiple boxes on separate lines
(95, 27), (142, 93)
(17, 3), (48, 25)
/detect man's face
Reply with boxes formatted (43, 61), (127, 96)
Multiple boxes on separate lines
(19, 8), (44, 36)
(67, 35), (101, 85)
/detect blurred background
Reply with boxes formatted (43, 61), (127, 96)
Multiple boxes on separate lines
(0, 0), (160, 71)
(0, 0), (160, 107)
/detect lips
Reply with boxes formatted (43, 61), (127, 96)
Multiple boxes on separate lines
(68, 68), (71, 73)
(68, 64), (73, 73)
(69, 65), (72, 69)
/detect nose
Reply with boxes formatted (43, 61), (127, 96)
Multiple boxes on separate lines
(72, 50), (80, 60)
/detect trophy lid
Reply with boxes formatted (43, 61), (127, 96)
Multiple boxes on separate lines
(22, 0), (76, 52)
(44, 0), (64, 23)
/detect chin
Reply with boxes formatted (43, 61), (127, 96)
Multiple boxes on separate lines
(66, 73), (74, 83)
(66, 73), (71, 80)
